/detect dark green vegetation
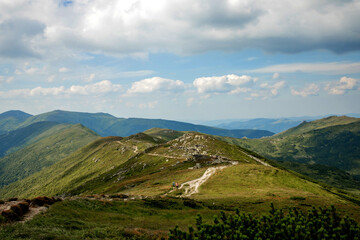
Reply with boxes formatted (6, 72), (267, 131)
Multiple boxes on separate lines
(13, 109), (274, 138)
(0, 124), (99, 187)
(169, 204), (360, 240)
(216, 116), (360, 193)
(0, 110), (32, 135)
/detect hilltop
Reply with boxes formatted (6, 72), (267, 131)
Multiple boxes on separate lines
(0, 110), (32, 135)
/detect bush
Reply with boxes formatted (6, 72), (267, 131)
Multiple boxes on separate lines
(290, 196), (306, 200)
(1, 209), (19, 221)
(18, 202), (30, 214)
(10, 205), (23, 216)
(169, 204), (360, 240)
(32, 196), (55, 206)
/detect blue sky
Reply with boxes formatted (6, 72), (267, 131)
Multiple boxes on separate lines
(0, 0), (359, 121)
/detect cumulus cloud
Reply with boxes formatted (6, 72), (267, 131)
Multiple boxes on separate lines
(1, 0), (360, 59)
(0, 80), (122, 98)
(291, 83), (320, 97)
(325, 77), (358, 95)
(127, 77), (185, 94)
(193, 74), (256, 94)
(252, 62), (360, 75)
(260, 81), (285, 96)
(68, 80), (122, 95)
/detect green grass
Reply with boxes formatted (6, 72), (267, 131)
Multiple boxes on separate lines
(0, 124), (99, 187)
(215, 118), (360, 191)
(0, 198), (226, 240)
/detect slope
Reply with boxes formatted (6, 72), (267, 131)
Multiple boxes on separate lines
(0, 110), (32, 135)
(0, 121), (69, 157)
(275, 115), (360, 138)
(2, 130), (359, 216)
(215, 116), (360, 192)
(17, 110), (274, 138)
(0, 133), (163, 198)
(0, 124), (99, 187)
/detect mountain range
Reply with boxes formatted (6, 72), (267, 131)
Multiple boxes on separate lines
(0, 110), (359, 239)
(0, 110), (273, 139)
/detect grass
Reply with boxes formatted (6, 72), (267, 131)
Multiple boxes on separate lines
(0, 124), (99, 187)
(0, 198), (226, 240)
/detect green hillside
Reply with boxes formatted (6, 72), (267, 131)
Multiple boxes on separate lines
(275, 115), (360, 138)
(0, 110), (32, 135)
(1, 129), (360, 239)
(215, 116), (360, 192)
(0, 124), (99, 187)
(1, 130), (359, 211)
(0, 121), (69, 157)
(17, 110), (274, 138)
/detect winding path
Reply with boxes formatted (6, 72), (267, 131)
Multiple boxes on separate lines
(177, 161), (238, 197)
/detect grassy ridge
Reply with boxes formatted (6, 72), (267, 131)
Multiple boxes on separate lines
(0, 124), (99, 187)
(215, 117), (360, 191)
(0, 110), (31, 135)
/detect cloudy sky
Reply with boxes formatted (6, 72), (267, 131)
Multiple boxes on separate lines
(0, 0), (359, 121)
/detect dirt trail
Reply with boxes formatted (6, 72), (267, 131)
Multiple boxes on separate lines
(178, 161), (238, 197)
(20, 206), (48, 223)
(241, 151), (272, 167)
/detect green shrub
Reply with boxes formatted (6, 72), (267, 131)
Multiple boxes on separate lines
(169, 204), (360, 240)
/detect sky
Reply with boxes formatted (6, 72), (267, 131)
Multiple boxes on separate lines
(0, 0), (359, 121)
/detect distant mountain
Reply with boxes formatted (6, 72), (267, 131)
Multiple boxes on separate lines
(216, 116), (360, 188)
(0, 110), (32, 134)
(16, 110), (274, 138)
(0, 123), (99, 187)
(18, 110), (120, 136)
(217, 118), (303, 133)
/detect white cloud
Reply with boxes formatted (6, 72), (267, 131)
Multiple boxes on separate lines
(251, 62), (360, 75)
(84, 73), (95, 82)
(272, 72), (280, 79)
(260, 80), (285, 96)
(1, 0), (359, 60)
(0, 80), (122, 98)
(193, 74), (256, 94)
(58, 67), (70, 73)
(325, 77), (358, 95)
(68, 80), (122, 95)
(229, 87), (251, 95)
(127, 77), (185, 94)
(291, 83), (319, 97)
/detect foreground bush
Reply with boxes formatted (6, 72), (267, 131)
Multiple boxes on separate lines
(169, 204), (360, 240)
